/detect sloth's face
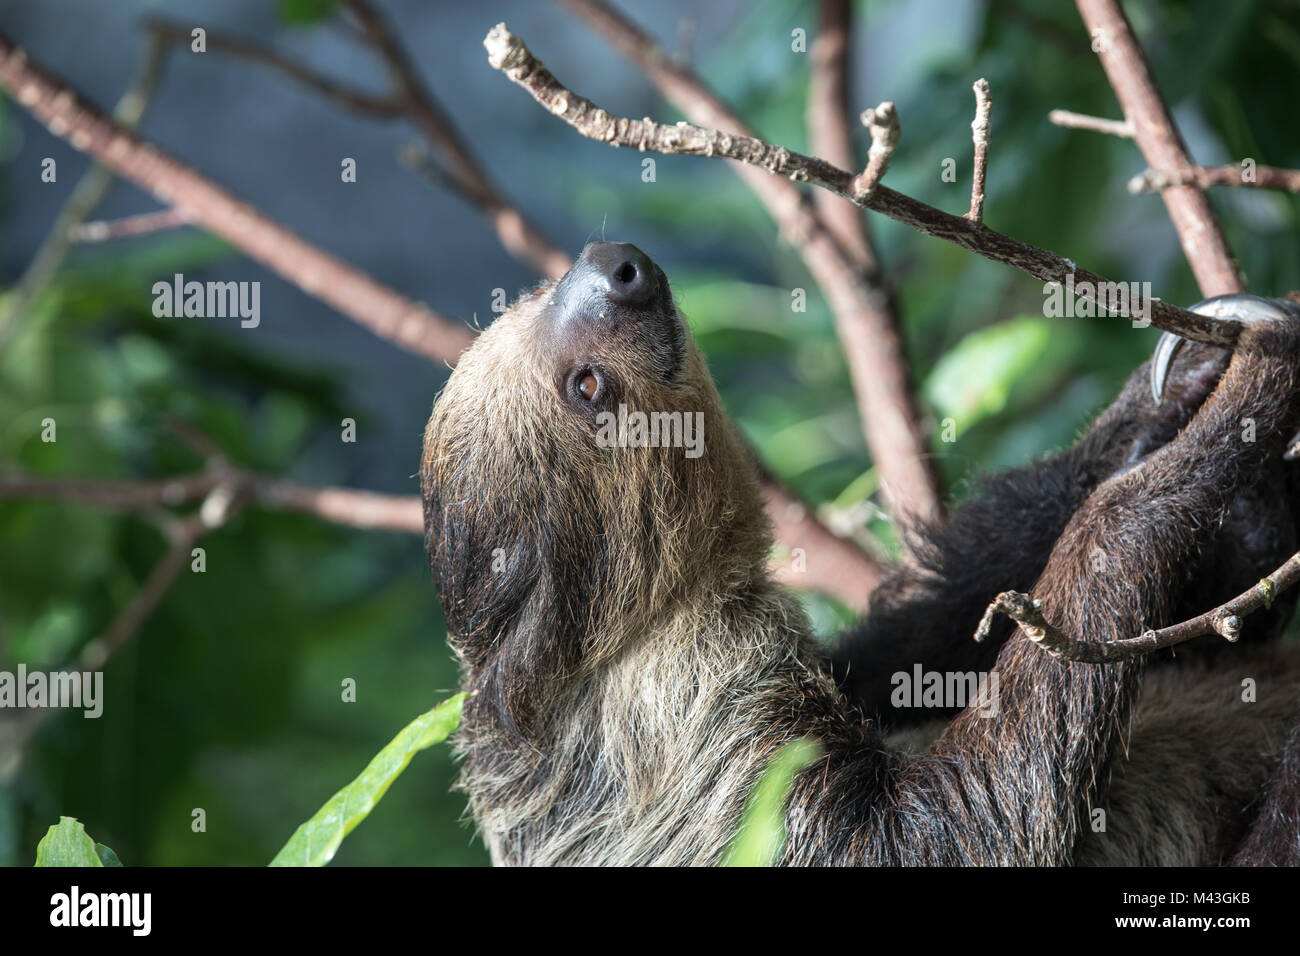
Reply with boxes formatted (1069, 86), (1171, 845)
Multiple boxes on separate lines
(535, 242), (687, 412)
(421, 243), (768, 724)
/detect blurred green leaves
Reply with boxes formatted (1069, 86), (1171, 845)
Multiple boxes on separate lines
(277, 0), (338, 26)
(924, 316), (1054, 434)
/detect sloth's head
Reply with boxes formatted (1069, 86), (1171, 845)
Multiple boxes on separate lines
(421, 242), (770, 737)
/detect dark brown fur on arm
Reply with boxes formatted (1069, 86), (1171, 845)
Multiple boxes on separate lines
(1232, 724), (1300, 866)
(833, 341), (1299, 729)
(788, 321), (1300, 865)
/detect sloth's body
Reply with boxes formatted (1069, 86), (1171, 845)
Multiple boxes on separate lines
(422, 243), (1300, 866)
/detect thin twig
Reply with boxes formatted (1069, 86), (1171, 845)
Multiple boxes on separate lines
(0, 472), (424, 534)
(556, 0), (945, 525)
(147, 6), (571, 281)
(143, 19), (403, 115)
(1074, 0), (1244, 296)
(1128, 163), (1300, 195)
(70, 207), (192, 243)
(967, 79), (992, 223)
(485, 21), (1243, 348)
(975, 551), (1300, 662)
(340, 0), (572, 279)
(853, 102), (899, 200)
(1048, 108), (1133, 138)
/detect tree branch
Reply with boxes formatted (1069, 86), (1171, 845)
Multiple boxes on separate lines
(143, 19), (404, 116)
(0, 30), (475, 365)
(975, 550), (1300, 663)
(967, 78), (992, 223)
(487, 19), (1242, 348)
(853, 102), (900, 199)
(1048, 108), (1133, 138)
(807, 0), (874, 266)
(1074, 0), (1244, 296)
(0, 472), (424, 534)
(0, 485), (242, 769)
(1128, 163), (1300, 195)
(70, 206), (192, 242)
(146, 4), (573, 280)
(761, 480), (882, 612)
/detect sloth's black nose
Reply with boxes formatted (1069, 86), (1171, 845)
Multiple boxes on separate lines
(558, 242), (659, 313)
(583, 242), (656, 307)
(546, 241), (684, 380)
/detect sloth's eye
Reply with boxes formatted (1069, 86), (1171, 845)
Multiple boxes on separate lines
(565, 366), (612, 410)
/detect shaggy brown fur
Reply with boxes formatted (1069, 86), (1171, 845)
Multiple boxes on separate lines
(421, 242), (1300, 866)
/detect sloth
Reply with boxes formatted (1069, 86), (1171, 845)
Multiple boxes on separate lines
(421, 241), (1300, 866)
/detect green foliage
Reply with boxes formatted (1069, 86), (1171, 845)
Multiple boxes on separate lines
(924, 317), (1055, 434)
(34, 817), (110, 867)
(270, 694), (465, 866)
(722, 739), (821, 867)
(277, 0), (338, 26)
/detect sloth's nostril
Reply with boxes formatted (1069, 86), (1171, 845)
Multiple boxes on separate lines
(613, 261), (638, 286)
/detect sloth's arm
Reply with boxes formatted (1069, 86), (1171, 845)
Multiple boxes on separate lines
(1231, 723), (1300, 866)
(791, 322), (1300, 864)
(830, 348), (1229, 725)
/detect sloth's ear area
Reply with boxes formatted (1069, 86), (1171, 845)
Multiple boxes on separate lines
(422, 441), (614, 739)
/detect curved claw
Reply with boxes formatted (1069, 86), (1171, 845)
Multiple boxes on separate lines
(1150, 294), (1300, 405)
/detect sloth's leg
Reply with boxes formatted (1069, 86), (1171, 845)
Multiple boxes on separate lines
(1230, 722), (1300, 866)
(831, 341), (1233, 726)
(790, 318), (1300, 865)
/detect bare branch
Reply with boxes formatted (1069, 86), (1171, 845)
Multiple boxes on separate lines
(0, 472), (423, 534)
(762, 481), (883, 612)
(1074, 0), (1244, 296)
(853, 102), (899, 200)
(143, 19), (403, 116)
(339, 0), (572, 280)
(0, 30), (475, 364)
(808, 0), (875, 265)
(148, 6), (572, 282)
(0, 467), (882, 604)
(79, 510), (215, 671)
(967, 79), (992, 223)
(70, 207), (192, 243)
(485, 20), (1244, 348)
(1129, 163), (1300, 195)
(976, 551), (1300, 663)
(1048, 108), (1133, 138)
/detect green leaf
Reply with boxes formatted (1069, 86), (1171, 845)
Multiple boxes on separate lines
(94, 844), (124, 867)
(722, 738), (821, 867)
(277, 0), (337, 24)
(923, 317), (1054, 434)
(34, 817), (103, 867)
(269, 693), (466, 867)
